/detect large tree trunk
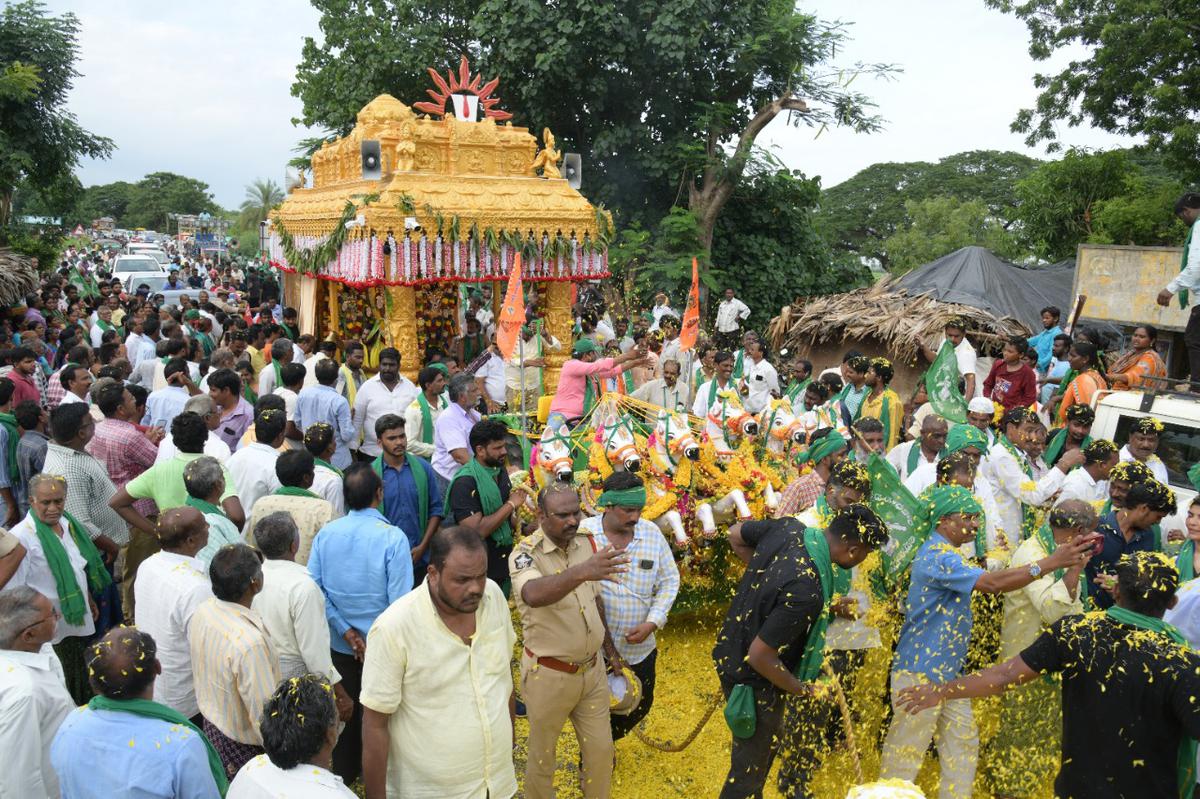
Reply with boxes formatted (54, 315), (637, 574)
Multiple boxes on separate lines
(688, 93), (808, 254)
(0, 191), (12, 229)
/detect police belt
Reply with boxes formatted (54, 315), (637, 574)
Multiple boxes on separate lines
(525, 647), (597, 674)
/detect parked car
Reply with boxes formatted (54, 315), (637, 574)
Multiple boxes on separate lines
(122, 273), (195, 307)
(111, 254), (165, 280)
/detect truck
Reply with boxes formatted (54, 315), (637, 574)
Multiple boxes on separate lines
(1091, 388), (1199, 536)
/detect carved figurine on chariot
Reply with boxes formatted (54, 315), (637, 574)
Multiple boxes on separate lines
(530, 128), (562, 178)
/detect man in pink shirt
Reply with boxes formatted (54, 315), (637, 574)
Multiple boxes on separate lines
(548, 338), (646, 428)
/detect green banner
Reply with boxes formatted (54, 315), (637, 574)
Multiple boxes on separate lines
(925, 339), (968, 424)
(866, 453), (926, 582)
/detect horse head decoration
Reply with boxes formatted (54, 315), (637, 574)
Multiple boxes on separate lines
(703, 390), (759, 457)
(649, 410), (700, 471)
(595, 411), (643, 472)
(756, 397), (804, 454)
(532, 423), (575, 487)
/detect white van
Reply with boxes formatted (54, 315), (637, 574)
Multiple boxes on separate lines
(1091, 389), (1199, 535)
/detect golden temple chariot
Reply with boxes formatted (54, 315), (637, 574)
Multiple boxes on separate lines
(268, 57), (611, 388)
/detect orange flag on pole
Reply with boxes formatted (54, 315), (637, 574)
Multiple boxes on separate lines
(679, 257), (701, 351)
(496, 253), (525, 361)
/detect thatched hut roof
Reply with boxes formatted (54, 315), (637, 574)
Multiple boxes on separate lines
(770, 277), (1032, 363)
(0, 249), (40, 307)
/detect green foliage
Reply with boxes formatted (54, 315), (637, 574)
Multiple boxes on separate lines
(74, 181), (134, 225)
(239, 178), (285, 228)
(818, 150), (1040, 269)
(987, 0), (1200, 179)
(120, 172), (220, 232)
(1090, 179), (1187, 247)
(1013, 149), (1136, 261)
(881, 196), (1023, 273)
(0, 1), (113, 229)
(712, 169), (867, 330)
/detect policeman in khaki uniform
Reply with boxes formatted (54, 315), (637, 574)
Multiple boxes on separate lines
(511, 483), (629, 799)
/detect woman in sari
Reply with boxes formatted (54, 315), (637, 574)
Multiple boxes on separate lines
(1055, 340), (1107, 425)
(1104, 324), (1167, 389)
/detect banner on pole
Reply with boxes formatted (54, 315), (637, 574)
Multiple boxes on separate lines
(679, 257), (701, 351)
(925, 340), (968, 424)
(496, 253), (525, 360)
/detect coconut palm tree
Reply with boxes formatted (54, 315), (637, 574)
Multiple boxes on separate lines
(239, 178), (284, 227)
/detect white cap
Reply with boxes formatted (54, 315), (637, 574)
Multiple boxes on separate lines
(967, 397), (995, 414)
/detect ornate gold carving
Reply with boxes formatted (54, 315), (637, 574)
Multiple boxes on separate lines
(385, 286), (420, 381)
(542, 281), (573, 395)
(530, 128), (562, 179)
(395, 123), (416, 172)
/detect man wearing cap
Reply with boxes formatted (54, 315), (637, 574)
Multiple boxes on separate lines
(578, 472), (680, 742)
(511, 484), (628, 799)
(546, 339), (646, 429)
(774, 429), (847, 518)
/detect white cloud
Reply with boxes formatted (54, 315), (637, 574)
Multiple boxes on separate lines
(48, 0), (1137, 217)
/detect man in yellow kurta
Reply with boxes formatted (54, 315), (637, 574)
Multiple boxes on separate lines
(859, 357), (904, 450)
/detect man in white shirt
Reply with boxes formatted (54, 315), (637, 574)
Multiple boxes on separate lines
(631, 358), (691, 413)
(133, 506), (214, 721)
(303, 422), (346, 519)
(693, 351), (738, 419)
(715, 287), (751, 351)
(922, 319), (981, 399)
(250, 512), (351, 710)
(303, 341), (336, 390)
(1119, 416), (1170, 485)
(887, 415), (948, 483)
(90, 305), (117, 348)
(155, 394), (232, 463)
(1059, 439), (1120, 505)
(227, 409), (286, 517)
(273, 362), (306, 451)
(648, 293), (677, 333)
(405, 366), (449, 460)
(57, 363), (93, 406)
(360, 526), (517, 799)
(257, 338), (294, 399)
(472, 338), (508, 413)
(1156, 193), (1200, 382)
(143, 358), (196, 430)
(739, 338), (779, 414)
(124, 315), (157, 369)
(352, 348), (418, 459)
(0, 587), (76, 799)
(504, 327), (560, 412)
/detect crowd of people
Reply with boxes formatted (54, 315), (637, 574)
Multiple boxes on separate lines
(0, 238), (1199, 799)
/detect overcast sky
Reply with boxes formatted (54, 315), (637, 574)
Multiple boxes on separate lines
(50, 0), (1136, 212)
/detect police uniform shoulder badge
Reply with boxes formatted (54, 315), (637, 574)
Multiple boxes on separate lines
(514, 552), (533, 570)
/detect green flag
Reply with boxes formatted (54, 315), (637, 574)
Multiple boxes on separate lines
(925, 340), (968, 424)
(68, 266), (99, 300)
(866, 452), (925, 582)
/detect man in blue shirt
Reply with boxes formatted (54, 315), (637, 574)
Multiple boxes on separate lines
(50, 626), (223, 799)
(1086, 480), (1175, 609)
(880, 485), (1091, 799)
(1027, 305), (1063, 372)
(373, 413), (442, 579)
(308, 463), (412, 785)
(296, 358), (355, 469)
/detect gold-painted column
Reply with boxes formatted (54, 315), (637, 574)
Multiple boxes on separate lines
(386, 285), (420, 382)
(542, 281), (574, 395)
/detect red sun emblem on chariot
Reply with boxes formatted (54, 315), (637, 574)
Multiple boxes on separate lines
(413, 56), (512, 122)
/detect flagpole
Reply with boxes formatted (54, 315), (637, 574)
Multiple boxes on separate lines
(519, 328), (529, 468)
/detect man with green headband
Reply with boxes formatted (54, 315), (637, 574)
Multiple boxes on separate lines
(714, 503), (888, 799)
(579, 471), (680, 742)
(774, 428), (847, 518)
(50, 627), (226, 798)
(899, 550), (1200, 799)
(984, 499), (1098, 799)
(880, 484), (1094, 798)
(547, 338), (646, 429)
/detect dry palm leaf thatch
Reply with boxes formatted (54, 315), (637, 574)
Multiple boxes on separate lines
(0, 248), (40, 307)
(774, 277), (1031, 363)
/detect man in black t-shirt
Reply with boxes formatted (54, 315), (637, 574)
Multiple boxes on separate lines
(712, 506), (888, 799)
(445, 418), (531, 596)
(898, 550), (1200, 799)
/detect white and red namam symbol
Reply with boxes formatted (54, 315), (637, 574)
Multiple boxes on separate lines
(413, 56), (513, 124)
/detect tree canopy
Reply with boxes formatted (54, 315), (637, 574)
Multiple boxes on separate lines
(987, 0), (1200, 179)
(881, 196), (1023, 273)
(0, 1), (113, 233)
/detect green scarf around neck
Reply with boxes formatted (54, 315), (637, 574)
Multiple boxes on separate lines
(275, 486), (320, 499)
(373, 453), (430, 533)
(1044, 428), (1091, 468)
(184, 495), (226, 519)
(32, 511), (112, 626)
(733, 349), (745, 380)
(1034, 522), (1089, 606)
(87, 695), (229, 796)
(794, 527), (835, 683)
(271, 358), (283, 390)
(1178, 540), (1197, 584)
(1104, 606), (1197, 799)
(444, 458), (510, 546)
(315, 457), (343, 478)
(417, 392), (438, 444)
(907, 440), (942, 477)
(786, 377), (812, 405)
(0, 411), (19, 482)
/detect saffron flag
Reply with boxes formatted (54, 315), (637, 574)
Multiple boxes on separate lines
(679, 257), (701, 351)
(925, 340), (968, 424)
(865, 452), (926, 582)
(496, 253), (525, 361)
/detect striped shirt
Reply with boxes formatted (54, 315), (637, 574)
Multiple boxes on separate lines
(578, 516), (680, 664)
(187, 598), (281, 746)
(42, 441), (130, 546)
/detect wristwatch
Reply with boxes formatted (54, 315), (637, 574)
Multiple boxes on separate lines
(1028, 561), (1043, 578)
